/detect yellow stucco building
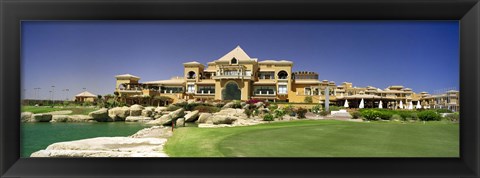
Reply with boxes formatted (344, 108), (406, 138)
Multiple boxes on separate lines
(114, 46), (460, 111)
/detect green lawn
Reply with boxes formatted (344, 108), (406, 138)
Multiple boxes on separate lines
(21, 106), (97, 115)
(164, 120), (459, 157)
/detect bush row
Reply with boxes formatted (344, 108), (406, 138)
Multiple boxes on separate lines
(358, 109), (442, 121)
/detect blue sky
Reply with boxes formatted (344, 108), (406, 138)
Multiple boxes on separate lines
(21, 21), (459, 100)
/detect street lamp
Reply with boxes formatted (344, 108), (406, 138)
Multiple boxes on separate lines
(65, 89), (69, 101)
(51, 85), (55, 105)
(49, 90), (52, 106)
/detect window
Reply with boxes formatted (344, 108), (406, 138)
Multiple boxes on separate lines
(187, 84), (195, 93)
(231, 58), (237, 64)
(187, 71), (196, 79)
(304, 87), (312, 95)
(278, 85), (287, 94)
(245, 70), (252, 76)
(277, 71), (288, 79)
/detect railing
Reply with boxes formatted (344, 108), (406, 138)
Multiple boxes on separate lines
(161, 90), (183, 94)
(213, 74), (253, 80)
(254, 90), (276, 95)
(196, 90), (215, 95)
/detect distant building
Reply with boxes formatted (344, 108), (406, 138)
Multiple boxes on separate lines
(113, 46), (460, 111)
(75, 91), (97, 102)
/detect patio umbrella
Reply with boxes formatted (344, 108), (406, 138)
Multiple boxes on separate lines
(416, 101), (421, 109)
(344, 99), (349, 108)
(399, 100), (403, 109)
(408, 101), (413, 110)
(359, 98), (364, 109)
(378, 100), (383, 109)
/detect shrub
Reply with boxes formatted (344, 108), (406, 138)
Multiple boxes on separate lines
(436, 108), (453, 113)
(273, 109), (286, 119)
(166, 105), (181, 111)
(351, 111), (361, 119)
(329, 106), (343, 111)
(304, 96), (313, 103)
(296, 107), (307, 118)
(263, 113), (274, 121)
(82, 101), (93, 107)
(410, 113), (419, 120)
(174, 101), (188, 108)
(232, 100), (242, 109)
(397, 111), (414, 119)
(311, 104), (322, 114)
(284, 104), (294, 115)
(390, 114), (402, 121)
(246, 99), (262, 105)
(443, 112), (459, 122)
(244, 108), (253, 118)
(183, 103), (201, 111)
(418, 110), (441, 121)
(253, 108), (260, 116)
(377, 110), (393, 120)
(360, 109), (380, 120)
(268, 104), (278, 112)
(193, 105), (220, 113)
(319, 110), (329, 116)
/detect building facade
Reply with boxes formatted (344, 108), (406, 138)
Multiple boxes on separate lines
(114, 46), (460, 111)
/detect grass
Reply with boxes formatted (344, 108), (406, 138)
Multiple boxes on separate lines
(21, 106), (98, 115)
(164, 120), (459, 157)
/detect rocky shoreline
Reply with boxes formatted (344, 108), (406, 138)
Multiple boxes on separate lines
(25, 101), (331, 157)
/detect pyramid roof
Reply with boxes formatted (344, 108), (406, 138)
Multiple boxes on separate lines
(215, 46), (253, 62)
(75, 91), (96, 97)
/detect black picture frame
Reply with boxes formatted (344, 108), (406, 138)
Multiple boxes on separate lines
(1, 0), (479, 177)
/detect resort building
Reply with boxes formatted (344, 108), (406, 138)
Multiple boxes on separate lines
(114, 46), (460, 111)
(74, 91), (97, 102)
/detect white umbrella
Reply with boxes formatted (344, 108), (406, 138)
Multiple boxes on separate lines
(416, 101), (421, 109)
(359, 98), (364, 109)
(399, 100), (403, 109)
(408, 101), (413, 110)
(378, 100), (383, 109)
(344, 99), (349, 108)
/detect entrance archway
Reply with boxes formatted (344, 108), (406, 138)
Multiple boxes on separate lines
(222, 82), (241, 100)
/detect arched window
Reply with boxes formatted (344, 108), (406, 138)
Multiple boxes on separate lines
(187, 71), (196, 79)
(277, 70), (288, 79)
(231, 58), (238, 64)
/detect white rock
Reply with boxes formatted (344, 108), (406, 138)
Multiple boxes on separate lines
(141, 109), (153, 117)
(155, 107), (167, 113)
(176, 118), (185, 127)
(89, 108), (111, 122)
(130, 104), (144, 116)
(66, 115), (95, 122)
(21, 112), (33, 122)
(30, 137), (168, 157)
(125, 116), (153, 122)
(51, 115), (69, 122)
(197, 113), (212, 123)
(184, 110), (199, 122)
(129, 126), (173, 138)
(31, 114), (52, 122)
(108, 107), (130, 121)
